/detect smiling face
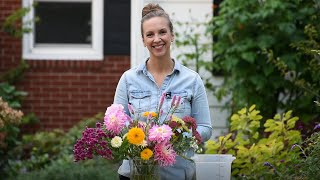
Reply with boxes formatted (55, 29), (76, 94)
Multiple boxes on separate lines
(142, 17), (174, 59)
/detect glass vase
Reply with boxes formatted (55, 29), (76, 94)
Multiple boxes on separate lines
(129, 158), (160, 180)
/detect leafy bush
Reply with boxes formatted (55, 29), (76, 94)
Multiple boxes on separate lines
(12, 158), (118, 180)
(295, 131), (320, 178)
(271, 130), (320, 179)
(4, 113), (103, 178)
(205, 105), (302, 179)
(209, 0), (320, 122)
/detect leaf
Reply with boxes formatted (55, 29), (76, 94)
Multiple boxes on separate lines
(257, 35), (276, 48)
(284, 110), (293, 120)
(240, 52), (256, 63)
(231, 114), (240, 121)
(1, 83), (15, 93)
(287, 117), (299, 129)
(238, 108), (247, 115)
(249, 104), (256, 112)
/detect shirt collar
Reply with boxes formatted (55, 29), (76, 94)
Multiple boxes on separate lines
(136, 58), (181, 74)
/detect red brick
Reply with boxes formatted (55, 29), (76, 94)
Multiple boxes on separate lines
(0, 17), (130, 132)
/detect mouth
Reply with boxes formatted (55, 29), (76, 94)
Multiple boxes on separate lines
(152, 44), (165, 49)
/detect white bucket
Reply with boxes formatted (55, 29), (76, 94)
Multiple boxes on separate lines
(193, 154), (236, 180)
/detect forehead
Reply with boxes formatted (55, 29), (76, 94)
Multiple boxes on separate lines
(142, 17), (170, 32)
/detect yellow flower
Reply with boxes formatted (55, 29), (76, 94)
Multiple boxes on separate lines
(127, 127), (145, 145)
(172, 115), (189, 132)
(142, 111), (157, 117)
(140, 148), (153, 160)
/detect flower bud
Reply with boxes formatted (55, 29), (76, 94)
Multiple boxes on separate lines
(175, 96), (181, 108)
(171, 95), (176, 107)
(159, 93), (165, 110)
(128, 104), (135, 115)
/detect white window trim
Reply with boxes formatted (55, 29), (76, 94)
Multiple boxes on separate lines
(22, 0), (103, 60)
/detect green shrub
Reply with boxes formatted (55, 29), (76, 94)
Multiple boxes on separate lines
(13, 158), (118, 180)
(279, 131), (320, 179)
(5, 113), (103, 178)
(205, 105), (302, 179)
(209, 0), (320, 122)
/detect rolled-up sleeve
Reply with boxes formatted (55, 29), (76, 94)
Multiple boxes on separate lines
(192, 75), (213, 142)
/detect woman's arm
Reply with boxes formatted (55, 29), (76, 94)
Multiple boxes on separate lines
(192, 75), (213, 142)
(114, 73), (129, 116)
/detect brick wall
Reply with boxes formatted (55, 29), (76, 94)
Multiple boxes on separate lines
(19, 58), (130, 132)
(0, 1), (131, 132)
(0, 0), (22, 70)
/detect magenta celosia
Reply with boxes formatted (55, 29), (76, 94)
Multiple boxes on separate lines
(182, 116), (197, 130)
(193, 130), (202, 144)
(148, 124), (173, 143)
(73, 122), (113, 162)
(104, 104), (129, 135)
(154, 142), (176, 166)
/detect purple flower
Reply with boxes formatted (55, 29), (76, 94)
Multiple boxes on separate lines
(291, 144), (298, 150)
(291, 144), (307, 158)
(314, 123), (320, 130)
(263, 162), (272, 167)
(73, 123), (113, 162)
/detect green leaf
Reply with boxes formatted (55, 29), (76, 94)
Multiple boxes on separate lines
(240, 52), (256, 63)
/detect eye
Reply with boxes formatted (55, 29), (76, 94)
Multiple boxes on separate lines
(160, 30), (167, 34)
(146, 33), (153, 38)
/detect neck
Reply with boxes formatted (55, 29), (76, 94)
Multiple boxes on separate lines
(147, 57), (174, 74)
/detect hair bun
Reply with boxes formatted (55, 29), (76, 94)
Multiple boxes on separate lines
(142, 3), (164, 17)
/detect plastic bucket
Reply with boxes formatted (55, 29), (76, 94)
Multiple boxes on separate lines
(193, 154), (236, 180)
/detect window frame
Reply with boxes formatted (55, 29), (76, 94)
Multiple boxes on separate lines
(22, 0), (103, 60)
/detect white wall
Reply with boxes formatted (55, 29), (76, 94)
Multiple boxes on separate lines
(131, 0), (230, 139)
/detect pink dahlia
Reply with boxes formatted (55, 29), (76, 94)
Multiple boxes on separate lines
(154, 142), (176, 166)
(148, 124), (173, 143)
(104, 104), (129, 135)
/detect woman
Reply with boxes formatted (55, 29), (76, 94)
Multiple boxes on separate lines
(114, 3), (212, 180)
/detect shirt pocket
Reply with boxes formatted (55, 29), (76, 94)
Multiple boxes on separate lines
(166, 91), (191, 115)
(129, 90), (152, 113)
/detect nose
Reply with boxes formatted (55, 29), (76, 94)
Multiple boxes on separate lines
(154, 34), (161, 42)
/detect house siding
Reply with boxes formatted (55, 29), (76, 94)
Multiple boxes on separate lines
(0, 1), (130, 132)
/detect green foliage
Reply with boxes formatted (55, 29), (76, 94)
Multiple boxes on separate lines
(0, 60), (29, 85)
(205, 105), (302, 179)
(174, 11), (212, 73)
(1, 5), (36, 38)
(0, 82), (28, 109)
(4, 113), (103, 178)
(262, 132), (320, 179)
(12, 158), (118, 180)
(297, 132), (320, 178)
(209, 0), (320, 121)
(0, 66), (38, 178)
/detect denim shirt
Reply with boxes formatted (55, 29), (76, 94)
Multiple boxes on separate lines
(114, 59), (212, 180)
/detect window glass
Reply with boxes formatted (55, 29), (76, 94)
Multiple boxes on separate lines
(35, 2), (91, 44)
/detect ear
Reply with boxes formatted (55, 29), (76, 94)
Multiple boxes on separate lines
(171, 32), (175, 42)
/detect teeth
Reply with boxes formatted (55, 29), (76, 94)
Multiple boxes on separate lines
(154, 45), (163, 49)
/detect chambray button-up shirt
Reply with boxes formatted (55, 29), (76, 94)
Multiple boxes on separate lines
(114, 59), (212, 180)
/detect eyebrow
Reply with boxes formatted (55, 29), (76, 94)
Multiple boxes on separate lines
(145, 28), (167, 34)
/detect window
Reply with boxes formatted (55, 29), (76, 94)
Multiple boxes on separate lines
(22, 0), (103, 60)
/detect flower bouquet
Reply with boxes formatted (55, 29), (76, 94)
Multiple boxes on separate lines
(73, 94), (202, 180)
